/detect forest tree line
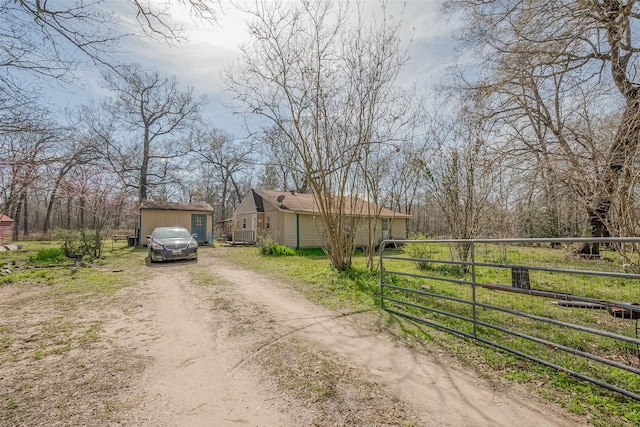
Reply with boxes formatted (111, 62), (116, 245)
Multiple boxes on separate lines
(2, 1), (638, 268)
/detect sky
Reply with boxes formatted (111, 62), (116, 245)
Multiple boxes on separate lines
(41, 1), (460, 138)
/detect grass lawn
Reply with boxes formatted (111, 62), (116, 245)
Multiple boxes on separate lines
(217, 243), (640, 427)
(1, 239), (639, 426)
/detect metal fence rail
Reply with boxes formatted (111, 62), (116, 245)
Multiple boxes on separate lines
(379, 238), (640, 401)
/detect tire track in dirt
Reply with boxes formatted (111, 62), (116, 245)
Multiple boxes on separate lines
(129, 265), (290, 427)
(211, 260), (588, 427)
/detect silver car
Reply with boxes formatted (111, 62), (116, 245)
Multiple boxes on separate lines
(147, 227), (198, 262)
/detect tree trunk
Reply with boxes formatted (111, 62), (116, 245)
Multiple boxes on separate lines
(79, 196), (85, 229)
(65, 197), (72, 228)
(139, 123), (152, 202)
(43, 192), (56, 234)
(12, 200), (22, 242)
(22, 192), (28, 236)
(576, 95), (640, 256)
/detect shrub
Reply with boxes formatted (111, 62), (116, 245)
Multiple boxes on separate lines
(258, 236), (296, 256)
(271, 244), (296, 256)
(55, 228), (106, 260)
(29, 247), (67, 264)
(404, 233), (433, 270)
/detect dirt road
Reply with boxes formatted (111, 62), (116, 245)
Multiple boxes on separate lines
(0, 248), (590, 426)
(115, 252), (586, 426)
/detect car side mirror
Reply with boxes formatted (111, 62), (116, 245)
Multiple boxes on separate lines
(146, 235), (152, 239)
(192, 234), (198, 239)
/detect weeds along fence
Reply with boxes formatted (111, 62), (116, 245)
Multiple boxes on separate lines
(379, 238), (640, 401)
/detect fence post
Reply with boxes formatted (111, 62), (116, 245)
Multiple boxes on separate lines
(379, 240), (385, 310)
(471, 240), (477, 338)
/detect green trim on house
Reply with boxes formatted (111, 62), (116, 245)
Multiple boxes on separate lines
(296, 214), (300, 250)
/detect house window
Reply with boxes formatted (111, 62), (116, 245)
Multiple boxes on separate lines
(266, 216), (271, 229)
(242, 218), (247, 229)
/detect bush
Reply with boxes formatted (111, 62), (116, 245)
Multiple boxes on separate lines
(403, 233), (434, 270)
(258, 236), (296, 257)
(55, 228), (106, 260)
(29, 247), (67, 264)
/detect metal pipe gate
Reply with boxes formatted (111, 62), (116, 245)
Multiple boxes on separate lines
(379, 237), (640, 401)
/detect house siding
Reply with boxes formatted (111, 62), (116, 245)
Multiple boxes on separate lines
(298, 214), (324, 248)
(233, 189), (410, 249)
(283, 213), (297, 247)
(234, 194), (257, 230)
(278, 215), (407, 249)
(262, 203), (284, 244)
(390, 218), (407, 240)
(353, 218), (375, 247)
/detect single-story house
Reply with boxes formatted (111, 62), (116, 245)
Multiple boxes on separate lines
(137, 201), (214, 246)
(0, 215), (13, 245)
(233, 189), (410, 249)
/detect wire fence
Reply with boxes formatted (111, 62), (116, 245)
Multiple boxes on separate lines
(379, 238), (640, 401)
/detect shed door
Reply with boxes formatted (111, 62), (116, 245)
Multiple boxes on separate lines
(191, 214), (207, 243)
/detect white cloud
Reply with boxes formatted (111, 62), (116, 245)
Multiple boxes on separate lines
(42, 1), (458, 136)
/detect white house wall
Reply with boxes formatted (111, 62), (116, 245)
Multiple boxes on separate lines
(391, 218), (407, 240)
(298, 214), (324, 248)
(234, 194), (258, 231)
(263, 203), (285, 245)
(283, 213), (297, 247)
(280, 214), (407, 249)
(234, 190), (409, 248)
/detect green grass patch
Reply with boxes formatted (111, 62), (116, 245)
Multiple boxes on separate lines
(28, 247), (67, 264)
(218, 244), (640, 426)
(294, 247), (326, 257)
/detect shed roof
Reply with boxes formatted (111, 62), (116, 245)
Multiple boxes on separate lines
(253, 189), (410, 218)
(140, 201), (213, 212)
(0, 215), (13, 222)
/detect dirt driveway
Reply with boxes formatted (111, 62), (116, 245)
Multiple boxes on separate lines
(119, 250), (587, 426)
(1, 247), (588, 426)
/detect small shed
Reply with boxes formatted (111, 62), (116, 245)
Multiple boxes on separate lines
(0, 215), (13, 245)
(138, 201), (214, 246)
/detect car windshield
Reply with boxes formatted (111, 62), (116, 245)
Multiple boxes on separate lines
(154, 228), (191, 239)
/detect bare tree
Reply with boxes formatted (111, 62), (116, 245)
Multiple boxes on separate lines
(41, 108), (105, 234)
(101, 65), (204, 202)
(423, 93), (501, 261)
(446, 0), (640, 243)
(0, 113), (61, 239)
(0, 1), (219, 81)
(226, 0), (411, 270)
(0, 1), (221, 235)
(259, 127), (309, 193)
(189, 127), (255, 220)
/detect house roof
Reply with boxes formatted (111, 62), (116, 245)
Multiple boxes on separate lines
(0, 215), (13, 222)
(252, 189), (411, 218)
(140, 201), (213, 212)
